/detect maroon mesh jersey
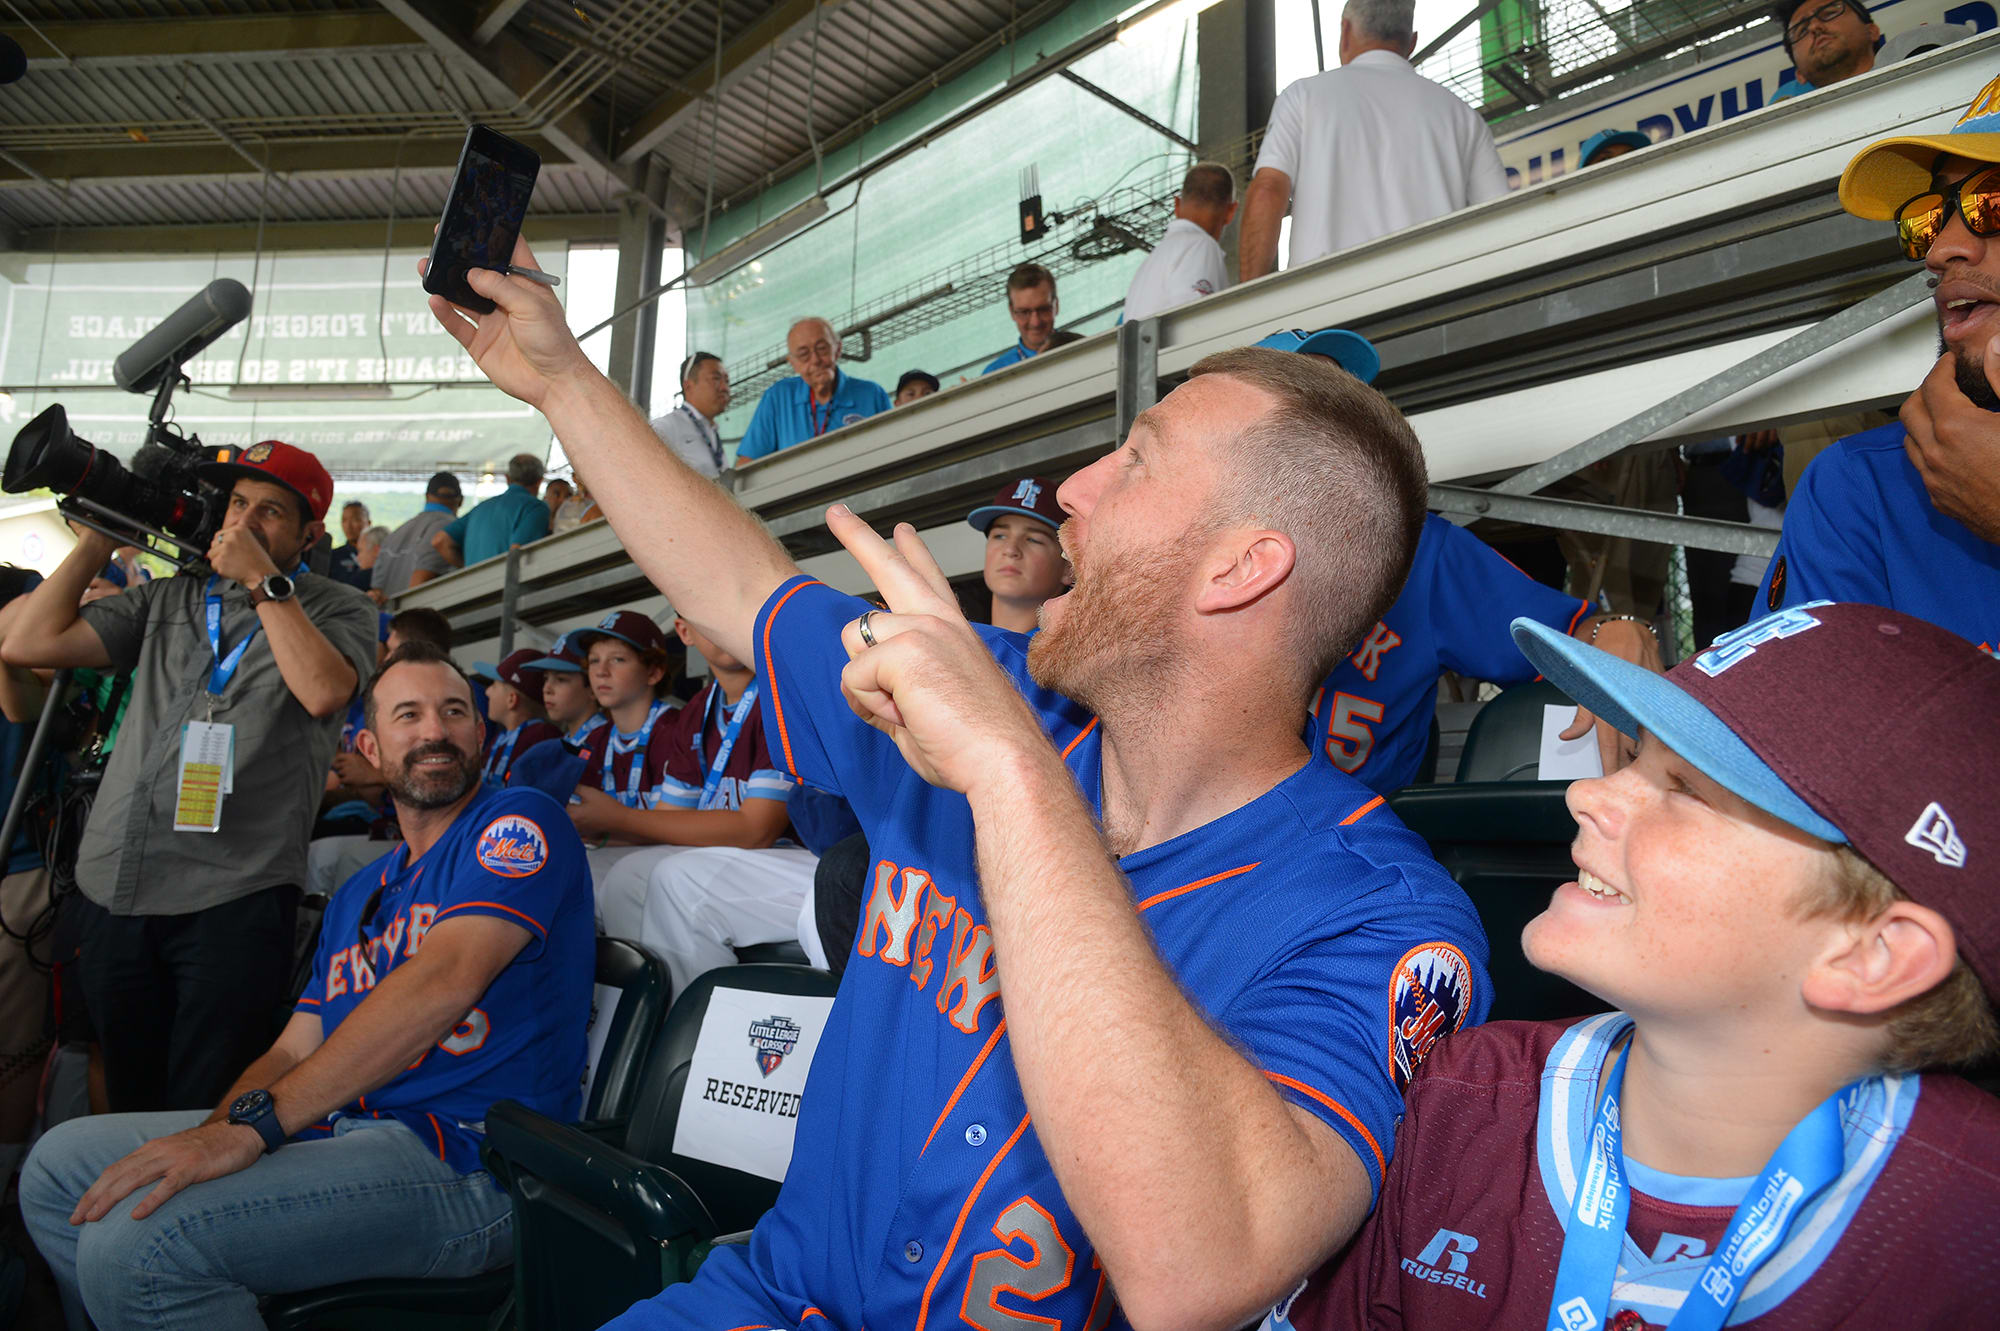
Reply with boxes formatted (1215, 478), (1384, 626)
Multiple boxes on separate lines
(1273, 1016), (2000, 1329)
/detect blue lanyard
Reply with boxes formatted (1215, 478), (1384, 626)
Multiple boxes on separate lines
(203, 563), (306, 696)
(679, 403), (723, 471)
(568, 713), (608, 747)
(484, 724), (523, 782)
(1547, 1043), (1858, 1331)
(695, 683), (758, 810)
(601, 701), (668, 806)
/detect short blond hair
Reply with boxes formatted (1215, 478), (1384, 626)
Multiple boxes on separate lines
(1798, 846), (1998, 1073)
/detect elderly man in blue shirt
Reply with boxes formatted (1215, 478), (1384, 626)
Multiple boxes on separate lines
(736, 317), (891, 461)
(433, 453), (551, 570)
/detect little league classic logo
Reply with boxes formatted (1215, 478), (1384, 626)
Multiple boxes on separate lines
(748, 1014), (802, 1077)
(474, 814), (548, 878)
(1389, 943), (1473, 1093)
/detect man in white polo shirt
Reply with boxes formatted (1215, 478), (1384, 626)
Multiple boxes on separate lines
(1122, 162), (1237, 322)
(650, 352), (731, 479)
(1239, 0), (1507, 281)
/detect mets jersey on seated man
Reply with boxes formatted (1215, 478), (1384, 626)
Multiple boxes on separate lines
(1310, 515), (1587, 793)
(296, 782), (595, 1176)
(1269, 1014), (2000, 1329)
(604, 575), (1492, 1331)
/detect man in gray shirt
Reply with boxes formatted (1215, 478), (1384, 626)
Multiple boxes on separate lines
(371, 470), (463, 600)
(3, 440), (378, 1111)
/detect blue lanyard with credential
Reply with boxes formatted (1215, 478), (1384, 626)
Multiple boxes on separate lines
(601, 700), (668, 806)
(1546, 1043), (1858, 1331)
(485, 725), (522, 782)
(203, 563), (306, 696)
(696, 683), (758, 810)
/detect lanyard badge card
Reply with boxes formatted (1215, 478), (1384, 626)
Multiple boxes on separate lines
(173, 719), (232, 832)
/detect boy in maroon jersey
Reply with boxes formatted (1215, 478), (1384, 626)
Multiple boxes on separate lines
(1274, 601), (2000, 1330)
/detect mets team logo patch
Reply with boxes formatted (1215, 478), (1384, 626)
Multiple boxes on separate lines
(1389, 943), (1473, 1092)
(475, 813), (548, 878)
(748, 1014), (801, 1077)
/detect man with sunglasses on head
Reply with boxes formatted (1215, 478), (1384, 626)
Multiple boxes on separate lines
(19, 641), (594, 1329)
(1769, 2), (1880, 103)
(1756, 74), (2000, 652)
(651, 351), (732, 479)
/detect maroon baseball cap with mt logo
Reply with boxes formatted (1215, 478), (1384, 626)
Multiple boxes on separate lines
(1514, 601), (2000, 997)
(968, 476), (1062, 534)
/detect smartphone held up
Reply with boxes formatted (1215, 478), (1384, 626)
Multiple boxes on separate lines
(422, 125), (542, 315)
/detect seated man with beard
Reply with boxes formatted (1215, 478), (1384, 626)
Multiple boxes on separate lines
(20, 642), (594, 1331)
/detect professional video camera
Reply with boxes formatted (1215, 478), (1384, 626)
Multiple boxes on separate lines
(3, 279), (252, 568)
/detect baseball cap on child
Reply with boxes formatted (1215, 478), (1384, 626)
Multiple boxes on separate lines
(469, 649), (548, 697)
(968, 477), (1063, 534)
(524, 629), (589, 674)
(575, 610), (670, 656)
(1512, 602), (2000, 994)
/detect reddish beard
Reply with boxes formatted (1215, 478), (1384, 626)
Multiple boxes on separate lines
(1027, 520), (1201, 710)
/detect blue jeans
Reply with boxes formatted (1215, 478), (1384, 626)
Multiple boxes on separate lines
(20, 1111), (513, 1331)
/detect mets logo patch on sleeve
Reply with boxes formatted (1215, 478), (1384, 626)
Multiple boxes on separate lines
(475, 813), (549, 878)
(1389, 943), (1473, 1092)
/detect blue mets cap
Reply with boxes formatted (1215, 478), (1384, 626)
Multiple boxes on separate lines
(1253, 328), (1381, 384)
(503, 736), (586, 803)
(1578, 128), (1652, 167)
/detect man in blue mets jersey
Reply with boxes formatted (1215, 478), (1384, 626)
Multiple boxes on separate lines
(428, 237), (1490, 1331)
(20, 642), (594, 1331)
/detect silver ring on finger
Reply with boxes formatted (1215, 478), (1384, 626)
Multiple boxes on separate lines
(856, 610), (879, 649)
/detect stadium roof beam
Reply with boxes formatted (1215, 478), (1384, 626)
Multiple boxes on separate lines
(0, 13), (424, 70)
(473, 0), (538, 45)
(16, 212), (620, 255)
(0, 139), (562, 188)
(614, 0), (826, 165)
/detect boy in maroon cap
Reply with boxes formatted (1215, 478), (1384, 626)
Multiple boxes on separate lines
(967, 476), (1071, 634)
(1271, 601), (2000, 1330)
(471, 648), (561, 785)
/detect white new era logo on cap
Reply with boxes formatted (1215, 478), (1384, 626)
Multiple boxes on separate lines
(1905, 802), (1967, 868)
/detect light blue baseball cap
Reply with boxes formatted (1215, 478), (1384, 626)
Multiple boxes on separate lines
(1578, 128), (1652, 167)
(1253, 328), (1381, 384)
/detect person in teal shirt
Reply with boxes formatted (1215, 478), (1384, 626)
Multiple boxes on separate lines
(434, 453), (551, 568)
(982, 262), (1060, 374)
(737, 317), (890, 461)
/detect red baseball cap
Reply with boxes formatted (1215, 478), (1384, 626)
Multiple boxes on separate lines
(1514, 602), (2000, 997)
(197, 440), (335, 523)
(470, 649), (548, 697)
(575, 609), (670, 656)
(968, 477), (1062, 534)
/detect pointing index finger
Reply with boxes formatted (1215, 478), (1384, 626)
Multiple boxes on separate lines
(826, 505), (952, 615)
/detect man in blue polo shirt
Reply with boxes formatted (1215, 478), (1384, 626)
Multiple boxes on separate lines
(737, 317), (891, 461)
(982, 263), (1060, 374)
(434, 453), (550, 569)
(1758, 73), (2000, 654)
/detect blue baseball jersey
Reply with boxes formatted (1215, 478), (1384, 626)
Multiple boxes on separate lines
(982, 340), (1040, 374)
(607, 576), (1491, 1331)
(296, 783), (595, 1176)
(1311, 516), (1588, 792)
(738, 370), (892, 461)
(1758, 423), (2000, 653)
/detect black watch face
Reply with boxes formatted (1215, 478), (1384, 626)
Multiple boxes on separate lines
(230, 1089), (269, 1120)
(266, 573), (293, 599)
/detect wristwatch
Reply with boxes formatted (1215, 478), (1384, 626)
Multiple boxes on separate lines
(226, 1088), (287, 1153)
(249, 571), (295, 606)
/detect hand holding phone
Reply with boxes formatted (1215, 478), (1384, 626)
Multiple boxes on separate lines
(422, 125), (541, 315)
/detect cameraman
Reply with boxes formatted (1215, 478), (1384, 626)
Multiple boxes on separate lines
(2, 441), (377, 1113)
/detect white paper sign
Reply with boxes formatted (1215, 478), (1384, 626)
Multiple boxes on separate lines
(672, 986), (836, 1182)
(1538, 705), (1605, 782)
(582, 981), (621, 1103)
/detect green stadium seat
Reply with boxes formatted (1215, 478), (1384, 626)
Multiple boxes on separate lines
(260, 936), (672, 1331)
(1389, 783), (1610, 1024)
(1454, 679), (1576, 783)
(482, 963), (840, 1331)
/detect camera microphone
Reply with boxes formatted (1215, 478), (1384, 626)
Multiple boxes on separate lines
(112, 278), (253, 394)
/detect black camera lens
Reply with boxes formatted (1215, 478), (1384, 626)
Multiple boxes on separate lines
(5, 404), (212, 541)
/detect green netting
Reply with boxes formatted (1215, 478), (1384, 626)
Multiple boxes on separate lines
(687, 8), (1201, 451)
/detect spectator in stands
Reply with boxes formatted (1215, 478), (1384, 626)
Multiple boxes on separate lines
(1578, 127), (1650, 166)
(542, 477), (573, 522)
(652, 351), (732, 478)
(434, 453), (550, 570)
(438, 241), (1490, 1331)
(1122, 162), (1237, 322)
(2, 442), (377, 1114)
(20, 642), (595, 1329)
(551, 479), (603, 531)
(471, 649), (560, 786)
(1273, 605), (2000, 1329)
(1758, 73), (2000, 651)
(372, 471), (462, 597)
(526, 629), (609, 751)
(1770, 1), (1880, 102)
(983, 263), (1060, 373)
(1240, 0), (1507, 280)
(356, 524), (388, 584)
(893, 369), (940, 405)
(969, 476), (1071, 633)
(327, 501), (372, 592)
(1268, 327), (1661, 782)
(737, 318), (891, 461)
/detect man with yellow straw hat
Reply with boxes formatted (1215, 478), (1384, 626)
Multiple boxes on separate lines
(1755, 73), (2000, 655)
